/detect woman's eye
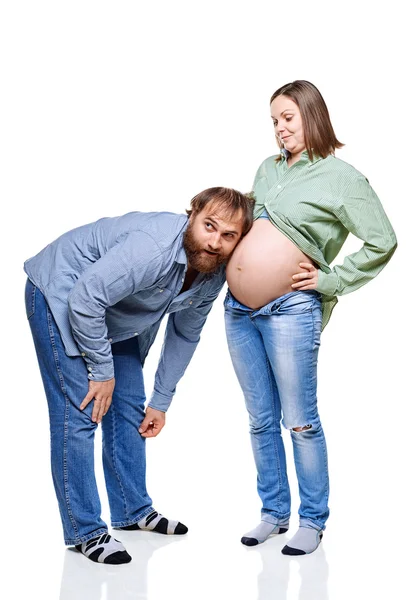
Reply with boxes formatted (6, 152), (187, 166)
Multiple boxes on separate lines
(285, 117), (292, 122)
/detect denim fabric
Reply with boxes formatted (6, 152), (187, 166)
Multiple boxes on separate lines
(224, 289), (329, 530)
(26, 279), (154, 545)
(258, 210), (269, 219)
(24, 211), (226, 410)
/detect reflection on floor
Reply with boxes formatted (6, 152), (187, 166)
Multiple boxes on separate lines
(60, 533), (185, 600)
(58, 529), (329, 600)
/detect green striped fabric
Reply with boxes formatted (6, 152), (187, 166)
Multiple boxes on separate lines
(252, 151), (397, 329)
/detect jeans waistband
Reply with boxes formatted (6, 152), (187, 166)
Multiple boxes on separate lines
(258, 209), (269, 219)
(224, 288), (321, 316)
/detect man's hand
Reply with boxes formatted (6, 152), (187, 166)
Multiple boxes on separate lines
(139, 407), (166, 438)
(80, 378), (115, 424)
(291, 262), (319, 291)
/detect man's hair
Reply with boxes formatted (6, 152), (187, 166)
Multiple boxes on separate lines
(271, 80), (344, 162)
(186, 187), (254, 236)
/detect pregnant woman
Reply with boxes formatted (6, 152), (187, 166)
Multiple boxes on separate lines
(225, 80), (397, 555)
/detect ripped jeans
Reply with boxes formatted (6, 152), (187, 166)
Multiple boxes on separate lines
(224, 289), (329, 531)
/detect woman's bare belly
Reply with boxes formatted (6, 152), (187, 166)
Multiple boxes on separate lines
(226, 218), (315, 309)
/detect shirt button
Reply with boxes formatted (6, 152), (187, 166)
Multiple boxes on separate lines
(88, 366), (92, 372)
(81, 352), (86, 357)
(189, 301), (193, 305)
(89, 373), (94, 378)
(159, 289), (163, 293)
(108, 338), (113, 343)
(277, 185), (281, 189)
(133, 332), (138, 336)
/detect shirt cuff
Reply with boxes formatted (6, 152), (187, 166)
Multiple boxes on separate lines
(83, 360), (115, 381)
(316, 270), (338, 297)
(147, 389), (174, 413)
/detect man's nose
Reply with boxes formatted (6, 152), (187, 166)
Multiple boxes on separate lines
(208, 232), (221, 250)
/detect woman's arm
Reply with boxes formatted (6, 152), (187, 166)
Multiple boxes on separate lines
(316, 176), (397, 297)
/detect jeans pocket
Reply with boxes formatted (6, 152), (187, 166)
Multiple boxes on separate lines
(223, 289), (232, 308)
(25, 278), (36, 319)
(273, 291), (316, 316)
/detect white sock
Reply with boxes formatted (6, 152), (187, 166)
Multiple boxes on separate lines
(281, 526), (323, 555)
(241, 520), (289, 546)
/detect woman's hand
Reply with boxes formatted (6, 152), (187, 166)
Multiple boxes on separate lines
(291, 262), (319, 290)
(80, 378), (115, 423)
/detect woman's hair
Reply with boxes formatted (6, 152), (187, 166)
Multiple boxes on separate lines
(271, 80), (344, 162)
(186, 187), (254, 236)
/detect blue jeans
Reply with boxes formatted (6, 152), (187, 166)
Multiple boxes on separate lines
(25, 279), (154, 545)
(224, 289), (329, 531)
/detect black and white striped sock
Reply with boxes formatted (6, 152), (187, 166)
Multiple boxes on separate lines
(118, 510), (188, 535)
(75, 533), (132, 564)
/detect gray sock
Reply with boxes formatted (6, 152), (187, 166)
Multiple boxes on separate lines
(75, 533), (131, 564)
(241, 520), (289, 546)
(281, 526), (323, 555)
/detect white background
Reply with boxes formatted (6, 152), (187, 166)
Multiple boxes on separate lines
(1, 1), (404, 599)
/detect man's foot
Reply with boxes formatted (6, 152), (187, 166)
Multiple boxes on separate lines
(281, 527), (323, 555)
(75, 533), (132, 564)
(241, 520), (289, 546)
(118, 510), (188, 535)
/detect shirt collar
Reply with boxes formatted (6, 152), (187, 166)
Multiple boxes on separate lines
(176, 245), (187, 266)
(280, 148), (323, 166)
(175, 220), (188, 265)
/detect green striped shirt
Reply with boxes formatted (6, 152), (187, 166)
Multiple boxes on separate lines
(252, 151), (397, 329)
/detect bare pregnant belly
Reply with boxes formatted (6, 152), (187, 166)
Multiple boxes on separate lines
(226, 219), (315, 309)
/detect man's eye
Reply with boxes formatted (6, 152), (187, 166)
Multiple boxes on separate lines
(205, 222), (213, 229)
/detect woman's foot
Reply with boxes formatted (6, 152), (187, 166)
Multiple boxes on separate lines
(241, 520), (289, 546)
(281, 527), (323, 555)
(75, 533), (132, 564)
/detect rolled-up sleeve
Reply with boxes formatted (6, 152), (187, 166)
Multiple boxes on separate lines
(148, 284), (224, 412)
(67, 231), (163, 380)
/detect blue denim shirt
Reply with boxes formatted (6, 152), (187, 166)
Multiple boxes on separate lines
(24, 211), (226, 411)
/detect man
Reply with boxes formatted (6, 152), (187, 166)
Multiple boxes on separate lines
(24, 187), (253, 564)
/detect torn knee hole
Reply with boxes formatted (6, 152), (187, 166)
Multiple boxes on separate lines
(292, 424), (312, 432)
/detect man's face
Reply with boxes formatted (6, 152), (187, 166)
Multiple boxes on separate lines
(184, 201), (244, 273)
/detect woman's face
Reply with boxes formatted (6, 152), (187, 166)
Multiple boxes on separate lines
(270, 95), (306, 157)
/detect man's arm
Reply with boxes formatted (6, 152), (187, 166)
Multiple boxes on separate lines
(67, 230), (163, 380)
(67, 230), (163, 422)
(143, 281), (225, 428)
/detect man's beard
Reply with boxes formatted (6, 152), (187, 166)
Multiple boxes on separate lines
(183, 223), (228, 273)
